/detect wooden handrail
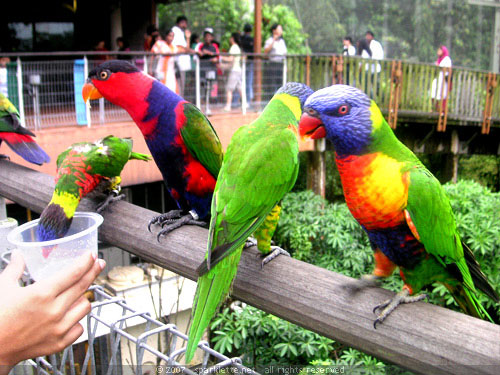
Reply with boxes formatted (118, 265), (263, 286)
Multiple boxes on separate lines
(1, 160), (499, 375)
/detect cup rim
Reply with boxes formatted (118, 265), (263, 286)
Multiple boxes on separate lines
(7, 211), (104, 247)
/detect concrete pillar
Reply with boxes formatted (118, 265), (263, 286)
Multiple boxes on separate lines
(110, 5), (123, 50)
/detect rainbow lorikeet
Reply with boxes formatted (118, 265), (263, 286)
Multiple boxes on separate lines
(0, 93), (50, 165)
(299, 85), (499, 327)
(37, 136), (150, 256)
(185, 82), (313, 362)
(82, 60), (223, 239)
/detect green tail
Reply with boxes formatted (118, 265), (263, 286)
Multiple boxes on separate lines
(445, 283), (494, 322)
(130, 151), (151, 161)
(185, 248), (243, 362)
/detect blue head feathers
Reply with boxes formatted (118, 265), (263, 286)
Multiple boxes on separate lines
(300, 85), (374, 157)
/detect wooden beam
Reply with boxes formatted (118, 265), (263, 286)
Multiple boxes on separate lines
(1, 160), (500, 375)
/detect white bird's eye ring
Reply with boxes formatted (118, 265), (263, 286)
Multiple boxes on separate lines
(99, 70), (109, 80)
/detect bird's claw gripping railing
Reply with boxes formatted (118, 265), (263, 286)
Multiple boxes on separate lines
(1, 251), (259, 375)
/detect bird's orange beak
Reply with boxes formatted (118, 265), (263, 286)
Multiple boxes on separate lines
(299, 113), (326, 140)
(82, 80), (103, 102)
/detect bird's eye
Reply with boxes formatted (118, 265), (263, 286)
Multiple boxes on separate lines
(338, 105), (350, 115)
(98, 70), (110, 80)
(306, 108), (318, 117)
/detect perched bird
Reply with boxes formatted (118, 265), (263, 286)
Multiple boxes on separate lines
(299, 85), (498, 327)
(82, 60), (222, 238)
(37, 136), (150, 256)
(0, 93), (50, 165)
(185, 82), (313, 362)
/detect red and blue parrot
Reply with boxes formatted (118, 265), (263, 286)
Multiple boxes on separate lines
(299, 84), (498, 327)
(82, 60), (222, 238)
(0, 93), (50, 165)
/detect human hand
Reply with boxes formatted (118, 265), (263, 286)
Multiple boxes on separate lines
(185, 29), (191, 40)
(0, 250), (106, 373)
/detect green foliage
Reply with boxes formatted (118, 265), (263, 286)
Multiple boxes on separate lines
(212, 180), (500, 371)
(458, 155), (500, 192)
(261, 4), (310, 54)
(266, 0), (495, 70)
(211, 305), (334, 368)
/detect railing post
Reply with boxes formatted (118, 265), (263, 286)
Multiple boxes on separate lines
(482, 72), (497, 134)
(388, 60), (403, 129)
(15, 58), (25, 127)
(282, 56), (287, 85)
(241, 55), (247, 115)
(143, 55), (148, 74)
(437, 66), (452, 132)
(305, 55), (311, 87)
(195, 57), (201, 109)
(83, 56), (92, 128)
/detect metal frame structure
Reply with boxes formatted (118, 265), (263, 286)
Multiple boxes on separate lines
(1, 251), (259, 375)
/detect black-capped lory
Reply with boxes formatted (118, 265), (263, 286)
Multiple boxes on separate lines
(82, 60), (223, 239)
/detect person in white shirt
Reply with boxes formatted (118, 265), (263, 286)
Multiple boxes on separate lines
(221, 33), (243, 111)
(365, 31), (383, 73)
(264, 24), (287, 97)
(171, 15), (192, 97)
(342, 37), (356, 85)
(342, 36), (356, 56)
(431, 45), (452, 110)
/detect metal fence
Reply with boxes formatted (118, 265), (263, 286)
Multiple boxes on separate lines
(1, 52), (288, 130)
(1, 52), (498, 131)
(0, 250), (259, 375)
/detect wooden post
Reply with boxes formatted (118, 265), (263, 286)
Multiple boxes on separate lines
(305, 55), (311, 87)
(306, 139), (326, 198)
(254, 0), (262, 105)
(482, 72), (497, 134)
(437, 67), (452, 132)
(388, 60), (402, 129)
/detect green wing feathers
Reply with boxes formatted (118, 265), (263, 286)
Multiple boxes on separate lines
(180, 103), (223, 178)
(406, 167), (498, 320)
(406, 168), (474, 290)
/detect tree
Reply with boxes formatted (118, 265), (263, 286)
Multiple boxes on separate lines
(157, 0), (308, 53)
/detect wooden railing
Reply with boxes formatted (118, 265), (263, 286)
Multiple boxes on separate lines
(286, 55), (500, 132)
(1, 159), (499, 375)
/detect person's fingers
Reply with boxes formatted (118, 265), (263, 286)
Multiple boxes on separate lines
(56, 258), (105, 308)
(1, 249), (26, 282)
(57, 296), (91, 332)
(58, 323), (84, 351)
(40, 252), (96, 297)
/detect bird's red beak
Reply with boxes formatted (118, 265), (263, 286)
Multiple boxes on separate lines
(82, 80), (103, 102)
(299, 113), (326, 140)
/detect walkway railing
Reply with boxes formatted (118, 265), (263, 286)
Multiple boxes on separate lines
(1, 159), (500, 375)
(1, 52), (499, 133)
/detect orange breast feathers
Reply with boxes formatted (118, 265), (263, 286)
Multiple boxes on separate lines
(336, 152), (409, 230)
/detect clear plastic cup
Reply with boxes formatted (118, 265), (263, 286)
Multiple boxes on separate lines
(7, 212), (104, 281)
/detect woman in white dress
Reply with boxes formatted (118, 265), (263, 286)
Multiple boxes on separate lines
(151, 30), (180, 94)
(431, 45), (452, 109)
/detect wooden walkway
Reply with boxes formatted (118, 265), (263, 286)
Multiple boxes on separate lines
(288, 55), (500, 133)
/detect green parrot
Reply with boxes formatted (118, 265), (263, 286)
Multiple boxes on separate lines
(185, 82), (314, 362)
(37, 136), (150, 256)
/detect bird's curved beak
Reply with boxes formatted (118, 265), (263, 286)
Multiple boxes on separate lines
(299, 112), (326, 140)
(82, 80), (103, 102)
